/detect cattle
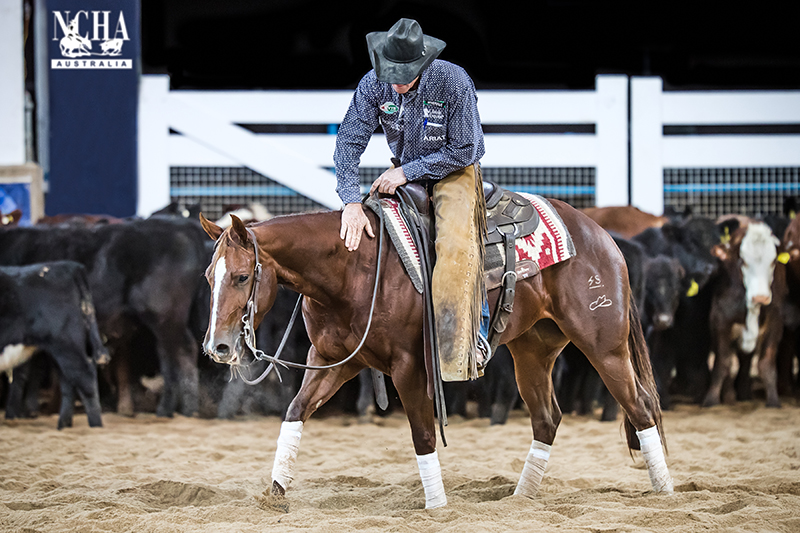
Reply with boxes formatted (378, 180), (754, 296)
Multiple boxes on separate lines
(778, 215), (800, 396)
(215, 203), (273, 228)
(0, 261), (108, 429)
(581, 205), (668, 239)
(703, 220), (786, 408)
(444, 345), (519, 425)
(36, 213), (126, 226)
(633, 215), (722, 405)
(0, 217), (209, 418)
(633, 216), (721, 292)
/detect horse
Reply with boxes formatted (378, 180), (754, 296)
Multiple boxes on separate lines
(198, 196), (673, 509)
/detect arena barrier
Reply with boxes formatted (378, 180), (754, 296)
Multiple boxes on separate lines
(138, 75), (628, 219)
(631, 77), (800, 218)
(139, 75), (800, 220)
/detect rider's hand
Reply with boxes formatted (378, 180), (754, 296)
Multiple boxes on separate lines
(340, 202), (375, 252)
(370, 166), (408, 195)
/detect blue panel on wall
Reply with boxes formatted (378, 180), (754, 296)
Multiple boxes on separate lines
(46, 0), (139, 217)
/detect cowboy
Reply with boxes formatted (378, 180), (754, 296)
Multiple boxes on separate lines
(333, 18), (487, 381)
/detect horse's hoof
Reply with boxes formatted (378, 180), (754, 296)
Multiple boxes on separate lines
(271, 480), (286, 497)
(254, 482), (290, 513)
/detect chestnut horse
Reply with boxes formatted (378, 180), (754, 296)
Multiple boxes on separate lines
(199, 197), (673, 509)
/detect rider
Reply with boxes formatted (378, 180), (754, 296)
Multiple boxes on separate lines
(334, 18), (488, 381)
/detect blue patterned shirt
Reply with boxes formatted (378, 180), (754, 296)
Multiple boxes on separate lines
(334, 60), (485, 205)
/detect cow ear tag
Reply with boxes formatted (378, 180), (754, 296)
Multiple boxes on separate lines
(777, 252), (790, 264)
(686, 279), (699, 297)
(720, 226), (731, 245)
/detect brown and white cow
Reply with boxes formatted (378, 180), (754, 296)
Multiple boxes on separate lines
(703, 220), (786, 407)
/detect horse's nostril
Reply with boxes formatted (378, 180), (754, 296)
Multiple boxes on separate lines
(215, 344), (230, 356)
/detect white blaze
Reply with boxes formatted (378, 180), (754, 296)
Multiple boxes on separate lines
(207, 256), (227, 352)
(738, 223), (779, 353)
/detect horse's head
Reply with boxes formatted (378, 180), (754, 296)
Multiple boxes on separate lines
(199, 213), (277, 365)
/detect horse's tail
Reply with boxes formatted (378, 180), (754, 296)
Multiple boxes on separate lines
(623, 291), (666, 454)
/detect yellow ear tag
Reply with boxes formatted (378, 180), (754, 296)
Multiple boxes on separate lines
(720, 226), (731, 245)
(777, 252), (790, 264)
(686, 279), (699, 297)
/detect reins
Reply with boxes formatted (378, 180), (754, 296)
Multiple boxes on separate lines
(234, 197), (385, 384)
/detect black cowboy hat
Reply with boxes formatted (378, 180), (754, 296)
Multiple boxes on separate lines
(366, 18), (446, 85)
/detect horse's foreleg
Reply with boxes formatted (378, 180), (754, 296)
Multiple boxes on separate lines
(506, 324), (566, 499)
(271, 345), (363, 496)
(391, 353), (443, 509)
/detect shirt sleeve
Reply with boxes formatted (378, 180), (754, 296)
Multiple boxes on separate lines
(402, 83), (483, 182)
(334, 74), (380, 205)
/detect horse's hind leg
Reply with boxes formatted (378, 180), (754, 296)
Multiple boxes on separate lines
(271, 345), (363, 496)
(506, 320), (567, 498)
(571, 302), (673, 494)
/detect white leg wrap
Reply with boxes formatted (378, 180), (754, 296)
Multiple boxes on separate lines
(514, 440), (551, 498)
(416, 451), (447, 509)
(637, 425), (673, 494)
(271, 421), (303, 491)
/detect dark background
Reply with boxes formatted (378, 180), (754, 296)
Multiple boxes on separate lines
(140, 0), (800, 91)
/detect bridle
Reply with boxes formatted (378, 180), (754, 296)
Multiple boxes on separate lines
(232, 201), (385, 385)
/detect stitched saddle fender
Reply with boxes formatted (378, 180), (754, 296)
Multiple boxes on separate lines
(483, 182), (539, 244)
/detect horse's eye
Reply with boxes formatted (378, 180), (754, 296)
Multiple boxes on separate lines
(238, 275), (249, 284)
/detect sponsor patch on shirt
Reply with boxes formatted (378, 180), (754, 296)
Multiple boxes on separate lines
(380, 101), (399, 114)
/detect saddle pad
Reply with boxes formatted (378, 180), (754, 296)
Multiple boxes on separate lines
(367, 194), (576, 294)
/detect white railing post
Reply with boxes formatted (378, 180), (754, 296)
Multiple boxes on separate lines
(137, 75), (171, 217)
(594, 75), (629, 207)
(0, 0), (26, 165)
(631, 77), (664, 216)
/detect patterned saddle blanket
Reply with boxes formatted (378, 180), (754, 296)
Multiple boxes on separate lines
(367, 192), (576, 293)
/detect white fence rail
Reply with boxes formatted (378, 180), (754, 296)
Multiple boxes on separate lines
(138, 74), (628, 217)
(631, 77), (800, 215)
(138, 74), (800, 219)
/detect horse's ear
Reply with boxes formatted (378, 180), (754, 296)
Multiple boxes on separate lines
(199, 213), (223, 241)
(229, 214), (249, 245)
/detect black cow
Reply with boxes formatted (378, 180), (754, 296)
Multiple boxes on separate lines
(633, 216), (722, 405)
(443, 345), (519, 425)
(0, 261), (108, 429)
(0, 217), (209, 418)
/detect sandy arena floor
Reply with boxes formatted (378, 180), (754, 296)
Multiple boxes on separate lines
(2, 402), (800, 532)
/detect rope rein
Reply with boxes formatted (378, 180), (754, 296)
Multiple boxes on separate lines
(235, 199), (385, 384)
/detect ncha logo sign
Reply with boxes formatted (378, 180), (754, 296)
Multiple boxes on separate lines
(51, 10), (132, 69)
